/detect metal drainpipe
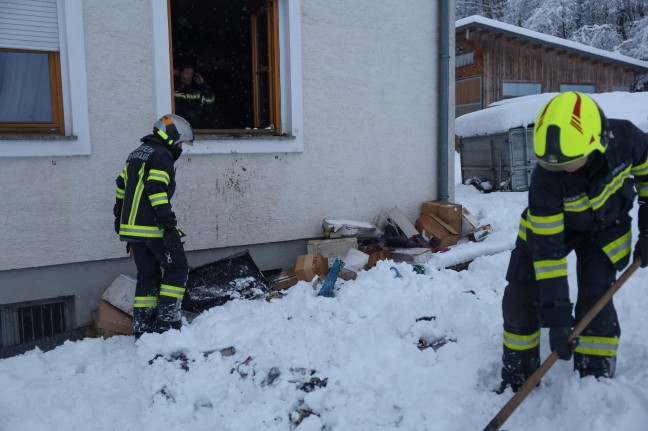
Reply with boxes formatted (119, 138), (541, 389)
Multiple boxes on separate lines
(437, 1), (451, 202)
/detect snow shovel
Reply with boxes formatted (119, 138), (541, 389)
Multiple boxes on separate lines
(483, 257), (642, 431)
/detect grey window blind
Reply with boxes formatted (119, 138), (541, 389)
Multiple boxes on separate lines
(0, 0), (59, 51)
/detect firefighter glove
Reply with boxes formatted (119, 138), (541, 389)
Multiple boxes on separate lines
(163, 228), (182, 252)
(549, 327), (578, 361)
(633, 232), (648, 268)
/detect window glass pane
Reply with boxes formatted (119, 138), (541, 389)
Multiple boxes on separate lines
(0, 51), (53, 122)
(456, 52), (474, 68)
(560, 84), (595, 93)
(502, 82), (541, 98)
(170, 0), (274, 131)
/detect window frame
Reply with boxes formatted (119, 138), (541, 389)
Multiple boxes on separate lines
(559, 83), (596, 93)
(0, 48), (65, 135)
(153, 0), (303, 154)
(0, 0), (91, 158)
(501, 81), (542, 99)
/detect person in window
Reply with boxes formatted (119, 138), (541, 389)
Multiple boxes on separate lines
(113, 114), (194, 338)
(498, 92), (648, 393)
(174, 63), (215, 129)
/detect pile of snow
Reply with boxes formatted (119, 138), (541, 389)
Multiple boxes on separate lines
(456, 91), (648, 138)
(3, 161), (648, 430)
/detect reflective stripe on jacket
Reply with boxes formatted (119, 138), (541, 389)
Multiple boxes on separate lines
(517, 119), (648, 308)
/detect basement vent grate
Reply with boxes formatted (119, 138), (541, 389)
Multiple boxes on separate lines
(0, 296), (75, 349)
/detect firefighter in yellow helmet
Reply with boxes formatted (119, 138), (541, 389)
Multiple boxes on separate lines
(498, 92), (648, 392)
(113, 114), (194, 338)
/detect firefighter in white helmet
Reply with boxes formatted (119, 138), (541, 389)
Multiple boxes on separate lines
(114, 114), (194, 338)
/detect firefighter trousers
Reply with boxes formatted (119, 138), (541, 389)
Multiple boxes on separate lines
(501, 236), (620, 388)
(130, 240), (188, 336)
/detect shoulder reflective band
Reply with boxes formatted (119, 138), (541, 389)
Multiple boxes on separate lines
(533, 258), (568, 280)
(503, 329), (540, 351)
(590, 165), (631, 210)
(148, 169), (170, 186)
(148, 192), (169, 207)
(528, 212), (564, 236)
(602, 231), (631, 264)
(159, 284), (185, 299)
(574, 335), (619, 357)
(115, 187), (125, 199)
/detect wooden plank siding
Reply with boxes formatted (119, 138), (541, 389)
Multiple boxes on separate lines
(455, 27), (643, 118)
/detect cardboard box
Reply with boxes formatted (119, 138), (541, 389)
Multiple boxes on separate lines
(389, 247), (433, 263)
(307, 238), (358, 267)
(461, 207), (481, 236)
(96, 299), (133, 335)
(271, 268), (299, 291)
(366, 250), (391, 269)
(415, 213), (460, 247)
(101, 274), (136, 316)
(295, 253), (329, 282)
(387, 206), (419, 238)
(421, 201), (463, 233)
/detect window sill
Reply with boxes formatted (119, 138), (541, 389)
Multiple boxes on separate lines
(0, 135), (77, 141)
(185, 133), (303, 154)
(0, 135), (90, 157)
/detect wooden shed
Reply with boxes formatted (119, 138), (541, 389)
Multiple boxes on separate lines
(455, 15), (648, 118)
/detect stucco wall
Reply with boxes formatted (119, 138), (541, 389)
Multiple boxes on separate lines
(0, 0), (445, 272)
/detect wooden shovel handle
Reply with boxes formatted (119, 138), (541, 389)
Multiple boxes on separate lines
(483, 258), (642, 431)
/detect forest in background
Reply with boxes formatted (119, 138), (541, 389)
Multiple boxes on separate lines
(456, 0), (648, 89)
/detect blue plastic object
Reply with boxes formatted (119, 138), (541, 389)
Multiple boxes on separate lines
(390, 267), (402, 278)
(318, 259), (345, 298)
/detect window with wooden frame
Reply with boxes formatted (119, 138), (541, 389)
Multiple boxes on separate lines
(0, 1), (65, 136)
(0, 49), (64, 135)
(169, 0), (281, 135)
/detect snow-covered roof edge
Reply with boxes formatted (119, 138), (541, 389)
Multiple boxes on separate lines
(456, 15), (648, 70)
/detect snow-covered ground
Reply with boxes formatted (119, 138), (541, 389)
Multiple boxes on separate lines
(3, 94), (648, 431)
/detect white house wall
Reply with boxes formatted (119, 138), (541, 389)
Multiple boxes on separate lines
(0, 0), (448, 272)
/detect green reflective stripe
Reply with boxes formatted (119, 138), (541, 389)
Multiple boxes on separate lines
(119, 164), (128, 179)
(564, 195), (591, 213)
(631, 157), (648, 176)
(503, 329), (540, 351)
(174, 92), (201, 100)
(528, 212), (564, 235)
(128, 165), (146, 225)
(149, 192), (169, 207)
(115, 188), (125, 199)
(134, 296), (158, 308)
(202, 95), (215, 104)
(635, 181), (648, 198)
(518, 216), (530, 241)
(574, 335), (619, 357)
(602, 231), (631, 264)
(119, 224), (164, 238)
(590, 165), (631, 210)
(533, 258), (568, 281)
(148, 169), (170, 186)
(160, 284), (185, 299)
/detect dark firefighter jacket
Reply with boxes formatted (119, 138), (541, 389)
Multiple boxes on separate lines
(174, 81), (215, 128)
(517, 119), (648, 324)
(114, 134), (183, 241)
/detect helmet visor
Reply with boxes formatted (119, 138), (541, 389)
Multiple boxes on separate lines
(537, 155), (588, 172)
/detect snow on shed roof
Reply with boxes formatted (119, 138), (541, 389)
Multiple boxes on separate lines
(455, 91), (648, 138)
(455, 15), (648, 70)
